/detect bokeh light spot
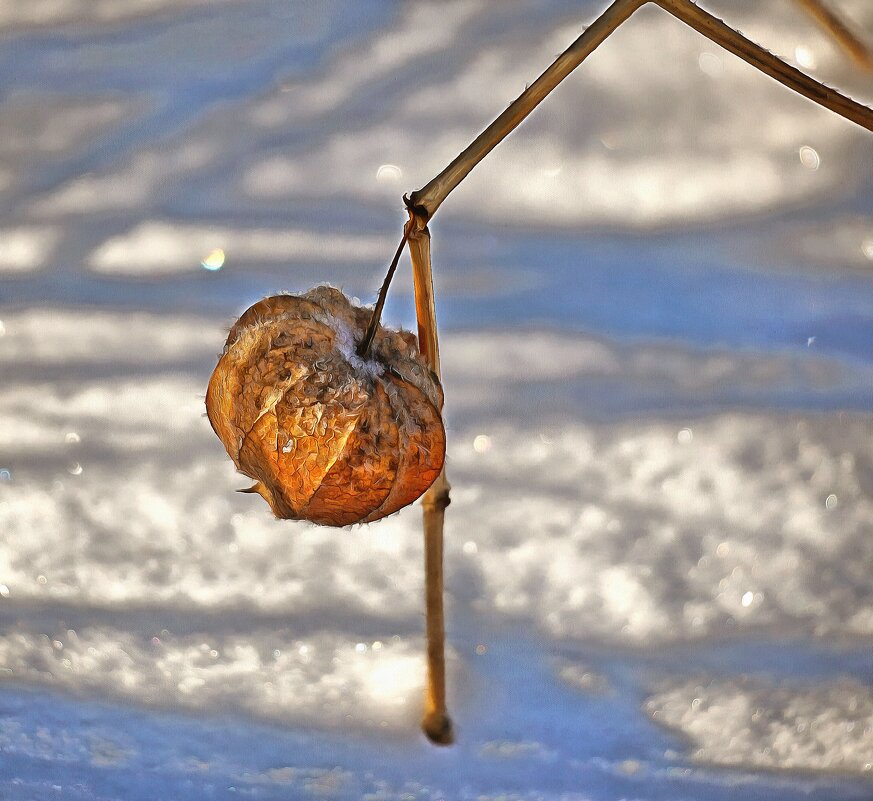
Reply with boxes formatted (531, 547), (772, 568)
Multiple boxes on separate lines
(376, 164), (402, 183)
(798, 146), (820, 171)
(473, 434), (491, 453)
(794, 46), (816, 69)
(200, 248), (225, 271)
(697, 51), (723, 77)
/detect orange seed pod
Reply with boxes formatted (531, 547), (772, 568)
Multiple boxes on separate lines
(206, 286), (445, 526)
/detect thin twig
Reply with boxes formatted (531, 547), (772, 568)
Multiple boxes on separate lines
(655, 0), (873, 126)
(794, 0), (873, 71)
(407, 210), (453, 746)
(409, 0), (645, 219)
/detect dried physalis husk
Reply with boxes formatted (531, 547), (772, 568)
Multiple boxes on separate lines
(206, 286), (445, 526)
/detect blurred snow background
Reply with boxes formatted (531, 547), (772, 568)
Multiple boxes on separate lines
(0, 0), (872, 798)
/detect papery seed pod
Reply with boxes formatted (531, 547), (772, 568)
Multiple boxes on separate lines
(206, 286), (445, 526)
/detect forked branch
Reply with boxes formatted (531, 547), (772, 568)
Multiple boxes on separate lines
(409, 0), (873, 219)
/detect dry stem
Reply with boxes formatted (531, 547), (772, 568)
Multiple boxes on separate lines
(407, 211), (453, 745)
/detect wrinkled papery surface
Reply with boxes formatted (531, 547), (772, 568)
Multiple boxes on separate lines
(206, 287), (445, 526)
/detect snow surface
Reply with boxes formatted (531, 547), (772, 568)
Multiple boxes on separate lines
(0, 1), (233, 31)
(236, 0), (873, 227)
(646, 676), (873, 774)
(1, 313), (871, 762)
(87, 222), (393, 275)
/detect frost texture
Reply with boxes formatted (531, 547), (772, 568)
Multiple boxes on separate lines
(647, 677), (873, 775)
